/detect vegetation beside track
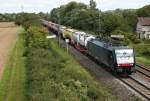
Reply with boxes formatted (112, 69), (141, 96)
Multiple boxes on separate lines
(26, 26), (117, 101)
(0, 31), (27, 101)
(134, 44), (150, 68)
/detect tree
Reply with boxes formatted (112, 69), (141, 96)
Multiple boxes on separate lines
(89, 0), (96, 10)
(137, 5), (150, 17)
(0, 13), (17, 22)
(122, 9), (137, 31)
(50, 1), (100, 34)
(15, 13), (41, 30)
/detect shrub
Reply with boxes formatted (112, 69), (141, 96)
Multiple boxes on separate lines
(134, 45), (150, 57)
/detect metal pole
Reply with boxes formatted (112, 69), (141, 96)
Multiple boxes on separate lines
(65, 39), (69, 54)
(57, 9), (61, 47)
(67, 43), (68, 54)
(99, 11), (101, 36)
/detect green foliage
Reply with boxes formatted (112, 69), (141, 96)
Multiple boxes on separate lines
(137, 5), (150, 17)
(26, 26), (49, 48)
(143, 39), (150, 44)
(15, 13), (41, 30)
(122, 10), (137, 31)
(134, 44), (150, 57)
(101, 13), (131, 35)
(87, 86), (99, 100)
(0, 13), (17, 22)
(136, 57), (150, 69)
(50, 1), (100, 34)
(49, 1), (143, 37)
(111, 30), (141, 45)
(89, 0), (97, 10)
(49, 1), (150, 44)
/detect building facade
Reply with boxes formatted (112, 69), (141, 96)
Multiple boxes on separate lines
(136, 17), (150, 39)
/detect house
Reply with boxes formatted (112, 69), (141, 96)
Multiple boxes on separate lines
(136, 17), (150, 39)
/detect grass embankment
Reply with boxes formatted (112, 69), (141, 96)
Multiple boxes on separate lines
(26, 26), (117, 101)
(136, 57), (150, 67)
(134, 44), (150, 68)
(0, 32), (26, 101)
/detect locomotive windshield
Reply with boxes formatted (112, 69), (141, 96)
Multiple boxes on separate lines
(115, 49), (134, 64)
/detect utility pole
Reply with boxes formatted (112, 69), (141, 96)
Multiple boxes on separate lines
(65, 39), (69, 54)
(57, 9), (61, 47)
(98, 11), (101, 37)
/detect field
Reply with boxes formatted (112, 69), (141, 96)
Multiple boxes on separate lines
(0, 22), (16, 28)
(0, 22), (20, 79)
(0, 32), (26, 101)
(0, 22), (26, 101)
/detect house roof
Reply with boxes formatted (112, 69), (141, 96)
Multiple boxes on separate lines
(138, 17), (150, 26)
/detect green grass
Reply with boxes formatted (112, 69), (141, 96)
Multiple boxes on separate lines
(133, 44), (150, 68)
(136, 56), (150, 68)
(0, 32), (27, 101)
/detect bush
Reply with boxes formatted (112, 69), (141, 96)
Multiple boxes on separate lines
(134, 45), (150, 57)
(87, 86), (99, 100)
(25, 26), (49, 48)
(143, 39), (150, 44)
(15, 13), (42, 30)
(111, 30), (141, 45)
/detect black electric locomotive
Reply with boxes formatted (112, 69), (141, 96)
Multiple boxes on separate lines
(87, 38), (136, 74)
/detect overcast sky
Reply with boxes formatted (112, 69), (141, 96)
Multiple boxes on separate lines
(0, 0), (150, 13)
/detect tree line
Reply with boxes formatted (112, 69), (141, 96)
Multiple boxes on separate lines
(1, 0), (149, 42)
(48, 1), (150, 44)
(49, 1), (150, 36)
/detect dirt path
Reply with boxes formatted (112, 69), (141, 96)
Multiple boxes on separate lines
(0, 23), (20, 79)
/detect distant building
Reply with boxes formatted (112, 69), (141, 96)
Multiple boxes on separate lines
(136, 17), (150, 39)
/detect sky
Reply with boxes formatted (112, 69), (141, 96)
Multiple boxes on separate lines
(0, 0), (150, 13)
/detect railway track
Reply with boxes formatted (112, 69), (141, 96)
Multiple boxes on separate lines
(121, 76), (150, 101)
(136, 64), (150, 78)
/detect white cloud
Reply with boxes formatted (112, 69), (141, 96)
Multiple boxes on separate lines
(97, 0), (150, 11)
(0, 0), (149, 13)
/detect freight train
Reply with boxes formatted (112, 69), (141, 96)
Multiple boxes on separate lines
(42, 20), (136, 75)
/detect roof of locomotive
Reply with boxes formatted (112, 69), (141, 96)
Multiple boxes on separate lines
(89, 38), (130, 51)
(62, 27), (78, 33)
(74, 31), (86, 35)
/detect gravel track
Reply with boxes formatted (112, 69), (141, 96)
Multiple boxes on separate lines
(121, 77), (150, 100)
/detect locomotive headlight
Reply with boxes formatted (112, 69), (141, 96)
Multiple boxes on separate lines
(130, 64), (133, 66)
